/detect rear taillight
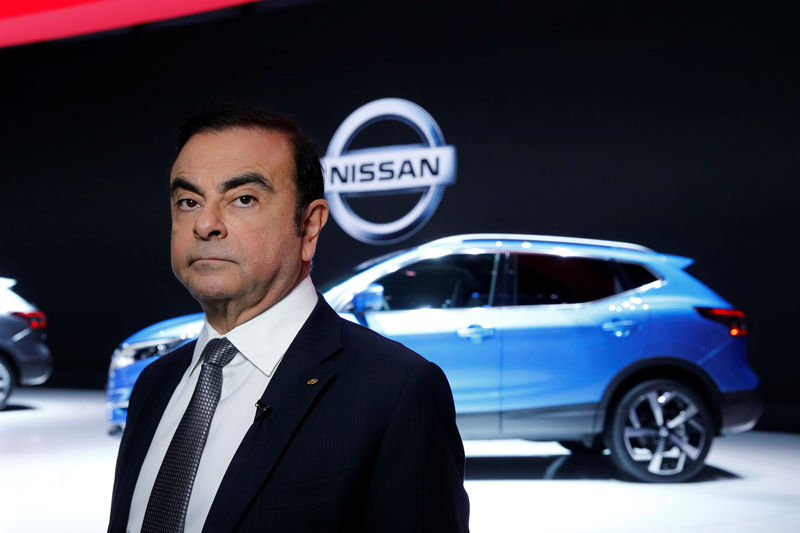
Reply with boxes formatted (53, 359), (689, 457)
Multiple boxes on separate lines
(695, 307), (747, 336)
(12, 311), (47, 329)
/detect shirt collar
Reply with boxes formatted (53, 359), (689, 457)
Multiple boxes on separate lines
(190, 276), (319, 377)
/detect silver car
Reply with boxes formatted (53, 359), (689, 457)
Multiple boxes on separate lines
(0, 277), (51, 409)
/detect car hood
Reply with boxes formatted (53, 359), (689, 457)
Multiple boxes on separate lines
(123, 312), (204, 345)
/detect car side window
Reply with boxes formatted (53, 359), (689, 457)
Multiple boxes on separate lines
(374, 253), (498, 310)
(512, 253), (618, 305)
(618, 261), (660, 289)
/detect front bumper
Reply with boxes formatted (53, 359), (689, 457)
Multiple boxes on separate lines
(106, 354), (158, 429)
(720, 389), (761, 434)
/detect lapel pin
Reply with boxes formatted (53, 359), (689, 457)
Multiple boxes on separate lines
(307, 378), (319, 386)
(255, 400), (272, 420)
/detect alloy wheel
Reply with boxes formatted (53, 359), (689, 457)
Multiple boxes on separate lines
(607, 379), (713, 482)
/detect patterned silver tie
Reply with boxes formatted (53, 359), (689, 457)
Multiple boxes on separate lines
(141, 337), (239, 533)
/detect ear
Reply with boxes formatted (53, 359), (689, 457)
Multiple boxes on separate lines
(300, 199), (329, 263)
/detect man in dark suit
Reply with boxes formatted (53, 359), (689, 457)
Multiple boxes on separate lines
(107, 107), (470, 533)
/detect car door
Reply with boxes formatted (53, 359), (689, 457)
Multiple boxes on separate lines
(357, 252), (503, 437)
(500, 252), (650, 437)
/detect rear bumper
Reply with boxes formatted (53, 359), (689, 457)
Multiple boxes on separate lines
(13, 333), (53, 385)
(19, 358), (53, 385)
(720, 389), (761, 434)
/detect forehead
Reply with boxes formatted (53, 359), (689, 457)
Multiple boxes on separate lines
(171, 127), (295, 185)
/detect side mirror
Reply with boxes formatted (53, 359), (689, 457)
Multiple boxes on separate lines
(352, 284), (386, 314)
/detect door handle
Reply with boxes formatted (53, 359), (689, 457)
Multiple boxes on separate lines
(601, 319), (637, 338)
(456, 325), (496, 343)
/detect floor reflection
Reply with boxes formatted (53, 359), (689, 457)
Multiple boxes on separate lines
(1, 402), (35, 412)
(466, 453), (739, 482)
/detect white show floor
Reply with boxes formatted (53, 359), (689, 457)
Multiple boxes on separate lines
(0, 388), (798, 533)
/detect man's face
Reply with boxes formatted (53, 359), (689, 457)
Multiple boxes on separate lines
(170, 127), (307, 312)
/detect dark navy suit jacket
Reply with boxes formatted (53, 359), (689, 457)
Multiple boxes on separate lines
(108, 296), (470, 532)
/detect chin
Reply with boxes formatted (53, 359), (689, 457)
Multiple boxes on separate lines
(190, 287), (238, 302)
(183, 275), (241, 302)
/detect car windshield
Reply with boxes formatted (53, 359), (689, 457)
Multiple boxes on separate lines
(316, 248), (410, 293)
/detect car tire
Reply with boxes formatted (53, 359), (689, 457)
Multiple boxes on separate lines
(0, 356), (14, 411)
(605, 378), (713, 482)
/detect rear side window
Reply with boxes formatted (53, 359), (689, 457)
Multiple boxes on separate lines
(618, 262), (659, 289)
(512, 253), (618, 305)
(375, 253), (498, 310)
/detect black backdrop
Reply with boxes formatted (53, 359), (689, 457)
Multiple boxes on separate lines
(1, 1), (797, 419)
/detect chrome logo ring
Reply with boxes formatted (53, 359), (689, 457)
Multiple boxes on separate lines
(323, 98), (456, 244)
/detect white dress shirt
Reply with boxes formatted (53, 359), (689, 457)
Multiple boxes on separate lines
(127, 276), (318, 533)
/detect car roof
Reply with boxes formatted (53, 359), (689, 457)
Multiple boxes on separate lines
(418, 234), (693, 269)
(423, 233), (653, 252)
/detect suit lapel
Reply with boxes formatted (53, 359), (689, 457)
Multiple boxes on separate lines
(109, 341), (194, 531)
(202, 297), (343, 533)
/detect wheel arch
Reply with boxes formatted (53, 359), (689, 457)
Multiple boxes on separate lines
(596, 358), (724, 436)
(0, 345), (19, 409)
(0, 345), (20, 383)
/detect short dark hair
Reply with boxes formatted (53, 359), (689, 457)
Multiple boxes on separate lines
(176, 105), (324, 234)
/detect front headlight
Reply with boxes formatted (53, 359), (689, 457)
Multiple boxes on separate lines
(109, 338), (185, 373)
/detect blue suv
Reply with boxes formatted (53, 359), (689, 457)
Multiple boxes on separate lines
(107, 234), (760, 482)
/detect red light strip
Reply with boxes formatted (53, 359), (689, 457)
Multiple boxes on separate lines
(12, 311), (48, 329)
(0, 0), (258, 49)
(708, 308), (745, 318)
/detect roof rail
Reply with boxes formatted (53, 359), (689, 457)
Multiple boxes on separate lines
(422, 233), (654, 253)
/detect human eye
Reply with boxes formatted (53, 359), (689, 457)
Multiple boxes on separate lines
(176, 198), (200, 210)
(233, 194), (256, 207)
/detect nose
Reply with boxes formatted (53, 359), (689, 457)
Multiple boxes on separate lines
(193, 204), (227, 240)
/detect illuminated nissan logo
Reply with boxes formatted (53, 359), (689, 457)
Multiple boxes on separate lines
(323, 98), (457, 244)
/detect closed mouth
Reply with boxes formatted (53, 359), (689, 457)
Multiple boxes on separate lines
(191, 257), (233, 264)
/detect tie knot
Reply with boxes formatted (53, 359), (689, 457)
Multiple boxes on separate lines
(202, 337), (238, 368)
